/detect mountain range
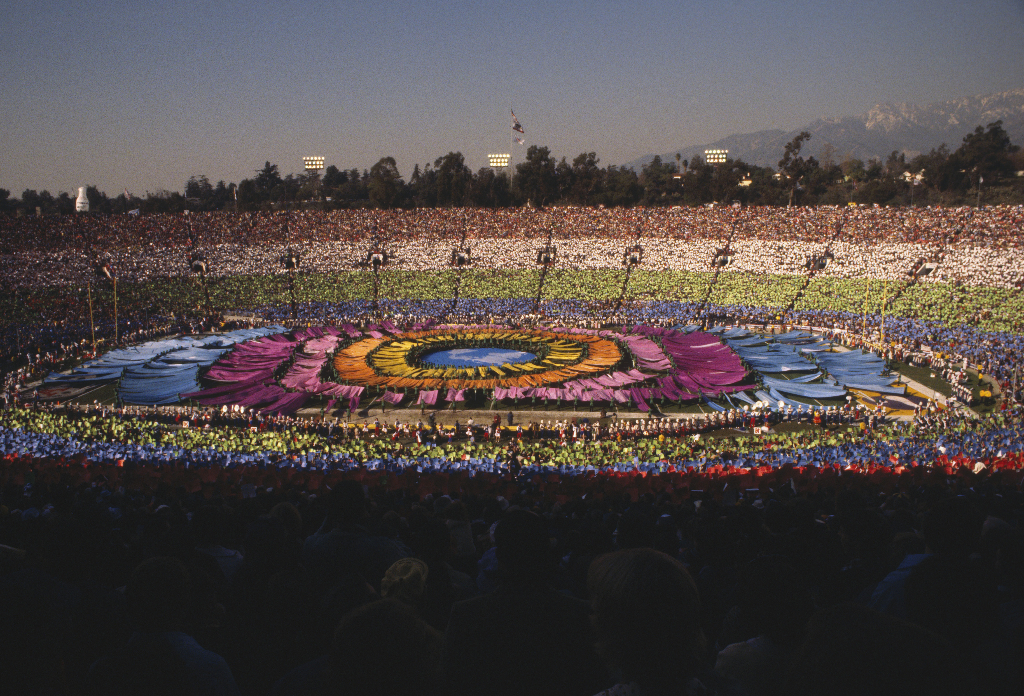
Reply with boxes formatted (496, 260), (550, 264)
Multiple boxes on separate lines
(626, 88), (1024, 171)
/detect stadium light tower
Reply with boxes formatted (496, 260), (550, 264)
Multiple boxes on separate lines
(705, 149), (728, 165)
(303, 156), (325, 173)
(488, 153), (511, 170)
(303, 156), (325, 204)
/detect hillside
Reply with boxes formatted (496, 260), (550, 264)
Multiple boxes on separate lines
(627, 88), (1024, 170)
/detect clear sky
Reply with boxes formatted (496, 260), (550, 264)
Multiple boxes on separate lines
(2, 0), (1022, 196)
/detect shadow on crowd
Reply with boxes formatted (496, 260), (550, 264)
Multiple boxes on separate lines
(1, 469), (1023, 696)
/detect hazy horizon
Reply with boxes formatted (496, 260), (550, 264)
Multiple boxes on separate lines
(2, 0), (1023, 196)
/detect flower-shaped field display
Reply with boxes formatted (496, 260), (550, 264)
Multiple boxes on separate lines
(176, 323), (760, 414)
(335, 327), (622, 389)
(46, 322), (904, 415)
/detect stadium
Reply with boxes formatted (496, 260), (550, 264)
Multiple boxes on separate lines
(3, 204), (1024, 695)
(3, 204), (1023, 498)
(11, 0), (1024, 686)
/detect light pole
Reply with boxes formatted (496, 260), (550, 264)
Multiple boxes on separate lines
(705, 149), (728, 203)
(488, 153), (510, 171)
(303, 156), (325, 205)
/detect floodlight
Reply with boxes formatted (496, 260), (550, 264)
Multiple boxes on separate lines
(488, 153), (511, 168)
(705, 149), (728, 164)
(303, 156), (325, 172)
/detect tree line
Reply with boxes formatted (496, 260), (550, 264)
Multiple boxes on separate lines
(2, 121), (1021, 216)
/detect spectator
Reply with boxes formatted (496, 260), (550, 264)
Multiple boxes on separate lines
(588, 547), (707, 696)
(715, 557), (815, 696)
(86, 556), (240, 696)
(302, 480), (411, 593)
(783, 603), (967, 696)
(331, 599), (442, 696)
(443, 509), (608, 696)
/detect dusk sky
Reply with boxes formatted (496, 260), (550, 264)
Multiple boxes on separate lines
(2, 0), (1023, 196)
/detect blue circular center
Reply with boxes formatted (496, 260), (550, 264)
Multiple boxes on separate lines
(421, 348), (537, 367)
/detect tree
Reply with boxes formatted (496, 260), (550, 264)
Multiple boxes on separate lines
(841, 157), (866, 182)
(337, 169), (369, 206)
(212, 180), (232, 209)
(367, 157), (403, 209)
(567, 152), (603, 205)
(514, 146), (558, 207)
(20, 189), (41, 215)
(185, 175), (213, 200)
(85, 186), (111, 214)
(865, 158), (884, 181)
(235, 179), (261, 211)
(740, 165), (787, 206)
(907, 145), (950, 195)
(254, 162), (282, 198)
(295, 171), (321, 203)
(951, 120), (1019, 188)
(185, 175), (217, 210)
(778, 131), (817, 205)
(323, 165), (344, 188)
(639, 155), (681, 205)
(55, 191), (75, 215)
(433, 152), (472, 206)
(410, 163), (437, 207)
(884, 150), (906, 177)
(600, 166), (641, 207)
(470, 168), (512, 208)
(680, 155), (713, 205)
(555, 157), (574, 203)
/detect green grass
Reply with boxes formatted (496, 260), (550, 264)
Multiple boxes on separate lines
(891, 361), (952, 397)
(68, 382), (119, 405)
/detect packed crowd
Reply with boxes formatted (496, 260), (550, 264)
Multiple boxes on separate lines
(1, 207), (1023, 694)
(0, 205), (1021, 370)
(0, 206), (1021, 289)
(2, 404), (1024, 695)
(0, 398), (1017, 480)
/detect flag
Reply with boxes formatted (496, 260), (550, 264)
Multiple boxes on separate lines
(515, 136), (525, 145)
(124, 188), (132, 199)
(512, 109), (524, 133)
